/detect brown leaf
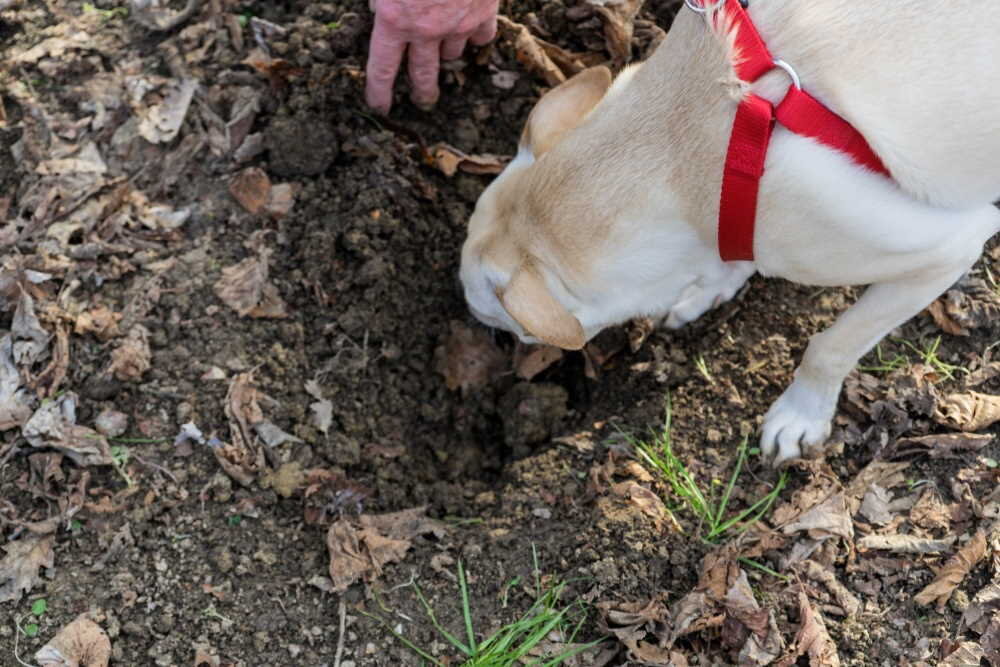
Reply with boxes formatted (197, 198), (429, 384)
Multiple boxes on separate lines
(611, 481), (675, 533)
(776, 592), (840, 667)
(214, 250), (289, 319)
(780, 493), (854, 541)
(0, 533), (55, 603)
(433, 321), (507, 394)
(909, 488), (951, 532)
(857, 533), (956, 554)
(427, 142), (509, 177)
(229, 167), (271, 214)
(961, 582), (1000, 634)
(940, 641), (986, 666)
(497, 16), (566, 86)
(589, 0), (643, 65)
(74, 305), (122, 342)
(35, 615), (111, 667)
(927, 278), (1000, 336)
(914, 531), (988, 608)
(107, 324), (151, 382)
(326, 507), (445, 592)
(215, 372), (267, 485)
(799, 560), (861, 617)
(513, 342), (564, 380)
(22, 394), (112, 466)
(890, 432), (993, 459)
(982, 614), (1000, 666)
(926, 298), (969, 336)
(935, 391), (1000, 432)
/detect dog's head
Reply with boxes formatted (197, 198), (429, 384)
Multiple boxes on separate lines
(460, 64), (749, 349)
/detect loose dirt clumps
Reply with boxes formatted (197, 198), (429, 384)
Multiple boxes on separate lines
(2, 0), (1000, 665)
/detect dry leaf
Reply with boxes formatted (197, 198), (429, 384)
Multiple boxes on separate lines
(74, 306), (122, 342)
(909, 488), (951, 532)
(961, 582), (1000, 634)
(858, 484), (893, 525)
(927, 278), (1000, 336)
(22, 394), (113, 466)
(433, 320), (506, 394)
(136, 77), (198, 144)
(229, 167), (271, 215)
(0, 334), (34, 428)
(214, 250), (289, 319)
(497, 16), (566, 86)
(981, 614), (1000, 666)
(914, 531), (987, 608)
(0, 533), (55, 603)
(799, 560), (860, 617)
(214, 372), (267, 485)
(427, 142), (509, 177)
(108, 324), (151, 381)
(935, 392), (1000, 432)
(513, 343), (564, 380)
(776, 592), (840, 667)
(35, 615), (111, 667)
(611, 481), (674, 533)
(327, 507), (445, 592)
(939, 641), (986, 666)
(589, 0), (643, 65)
(780, 493), (854, 541)
(857, 533), (956, 554)
(890, 432), (993, 459)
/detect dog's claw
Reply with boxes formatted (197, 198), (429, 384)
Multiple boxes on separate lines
(760, 381), (835, 467)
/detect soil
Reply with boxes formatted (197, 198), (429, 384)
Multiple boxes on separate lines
(1, 0), (1000, 666)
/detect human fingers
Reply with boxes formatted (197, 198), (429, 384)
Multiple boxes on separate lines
(406, 39), (441, 109)
(468, 12), (497, 45)
(365, 18), (407, 114)
(441, 35), (467, 61)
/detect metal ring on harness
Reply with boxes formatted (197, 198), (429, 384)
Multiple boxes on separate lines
(683, 0), (725, 14)
(772, 59), (801, 89)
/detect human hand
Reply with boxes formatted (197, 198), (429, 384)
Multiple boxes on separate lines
(365, 0), (499, 114)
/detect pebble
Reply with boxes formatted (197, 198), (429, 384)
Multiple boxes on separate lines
(95, 409), (128, 437)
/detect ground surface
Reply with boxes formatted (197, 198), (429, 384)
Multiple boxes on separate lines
(2, 0), (1000, 665)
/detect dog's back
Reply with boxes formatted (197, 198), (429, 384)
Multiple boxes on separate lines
(747, 0), (1000, 208)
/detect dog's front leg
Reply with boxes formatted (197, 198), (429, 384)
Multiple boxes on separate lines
(760, 266), (973, 465)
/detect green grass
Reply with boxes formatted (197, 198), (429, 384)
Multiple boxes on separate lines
(693, 355), (714, 384)
(631, 401), (788, 543)
(365, 559), (602, 666)
(859, 336), (965, 381)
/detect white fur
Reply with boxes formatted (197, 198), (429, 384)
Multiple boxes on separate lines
(460, 0), (1000, 465)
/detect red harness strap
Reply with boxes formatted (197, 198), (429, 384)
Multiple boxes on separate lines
(709, 0), (891, 261)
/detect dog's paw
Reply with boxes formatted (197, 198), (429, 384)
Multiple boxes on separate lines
(760, 381), (835, 466)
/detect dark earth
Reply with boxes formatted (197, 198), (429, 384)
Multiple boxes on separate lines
(2, 0), (1000, 665)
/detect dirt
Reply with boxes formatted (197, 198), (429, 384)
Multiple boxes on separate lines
(2, 0), (1000, 666)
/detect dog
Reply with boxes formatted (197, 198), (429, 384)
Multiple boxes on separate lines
(459, 0), (1000, 465)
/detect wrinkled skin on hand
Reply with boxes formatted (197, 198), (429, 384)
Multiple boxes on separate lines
(364, 0), (498, 113)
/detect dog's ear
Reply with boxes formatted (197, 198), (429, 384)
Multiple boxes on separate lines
(521, 66), (612, 158)
(499, 263), (585, 350)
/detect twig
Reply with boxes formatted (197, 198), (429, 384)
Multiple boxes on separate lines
(334, 600), (347, 667)
(131, 454), (178, 484)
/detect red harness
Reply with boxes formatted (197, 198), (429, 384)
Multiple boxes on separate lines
(699, 0), (891, 261)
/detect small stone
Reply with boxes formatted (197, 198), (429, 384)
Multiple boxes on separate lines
(706, 428), (722, 443)
(95, 409), (129, 437)
(212, 547), (234, 573)
(532, 508), (552, 519)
